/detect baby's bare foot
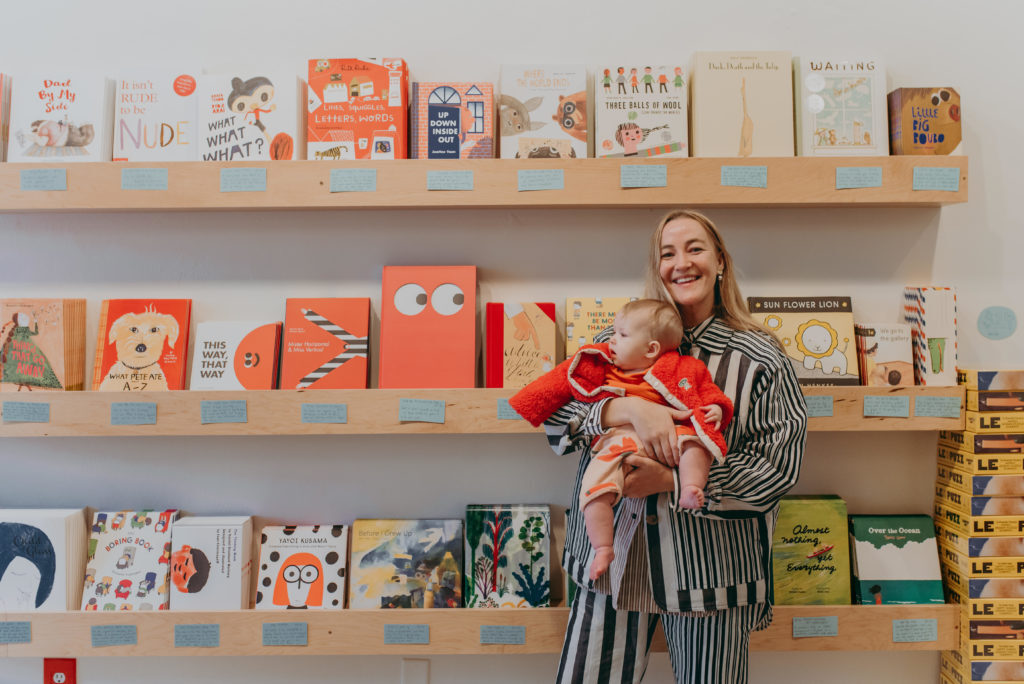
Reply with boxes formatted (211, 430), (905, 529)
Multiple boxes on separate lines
(590, 546), (614, 580)
(679, 485), (705, 509)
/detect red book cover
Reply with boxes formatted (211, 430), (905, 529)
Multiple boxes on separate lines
(91, 299), (191, 391)
(485, 302), (556, 388)
(279, 298), (370, 389)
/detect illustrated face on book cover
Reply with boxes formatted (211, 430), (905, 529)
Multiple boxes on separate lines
(96, 300), (190, 391)
(0, 522), (56, 610)
(273, 552), (323, 609)
(170, 544), (210, 594)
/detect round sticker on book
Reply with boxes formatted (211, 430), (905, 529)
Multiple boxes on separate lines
(807, 95), (825, 114)
(173, 75), (197, 97)
(805, 74), (826, 93)
(978, 306), (1017, 340)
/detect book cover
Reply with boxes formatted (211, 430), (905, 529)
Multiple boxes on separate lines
(307, 58), (409, 160)
(169, 516), (252, 610)
(485, 302), (556, 389)
(499, 65), (588, 159)
(349, 519), (463, 609)
(190, 321), (282, 391)
(379, 266), (476, 389)
(903, 287), (958, 386)
(253, 524), (348, 610)
(464, 504), (550, 608)
(968, 391), (1024, 412)
(7, 72), (114, 162)
(690, 51), (794, 157)
(888, 87), (962, 155)
(959, 370), (1024, 392)
(748, 296), (859, 385)
(198, 73), (304, 161)
(0, 509), (85, 611)
(565, 296), (636, 357)
(82, 509), (178, 611)
(594, 64), (687, 158)
(854, 323), (913, 386)
(91, 299), (192, 392)
(793, 58), (888, 156)
(113, 72), (198, 161)
(848, 514), (944, 605)
(771, 495), (851, 605)
(410, 82), (494, 159)
(1, 299), (86, 392)
(279, 299), (369, 390)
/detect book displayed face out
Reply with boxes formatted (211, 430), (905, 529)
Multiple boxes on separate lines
(113, 72), (199, 162)
(254, 525), (348, 610)
(464, 504), (550, 608)
(499, 65), (588, 159)
(92, 299), (192, 392)
(410, 82), (494, 160)
(594, 64), (688, 159)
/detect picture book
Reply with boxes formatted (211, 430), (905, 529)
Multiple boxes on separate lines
(307, 58), (409, 160)
(410, 82), (494, 159)
(7, 72), (114, 162)
(793, 58), (888, 156)
(888, 87), (962, 155)
(113, 72), (198, 161)
(485, 302), (557, 389)
(854, 323), (913, 387)
(968, 391), (1024, 412)
(959, 370), (1024, 391)
(82, 509), (178, 611)
(937, 444), (1024, 475)
(169, 516), (252, 610)
(0, 508), (86, 611)
(1, 299), (86, 392)
(967, 412), (1024, 434)
(848, 514), (944, 605)
(0, 73), (10, 162)
(747, 296), (859, 385)
(903, 287), (958, 386)
(940, 430), (1024, 456)
(349, 519), (463, 609)
(279, 299), (369, 390)
(379, 266), (477, 389)
(690, 52), (794, 157)
(464, 504), (550, 608)
(91, 299), (191, 392)
(253, 524), (348, 610)
(198, 73), (304, 161)
(499, 65), (588, 159)
(771, 495), (850, 605)
(594, 64), (687, 158)
(565, 296), (636, 357)
(189, 321), (282, 391)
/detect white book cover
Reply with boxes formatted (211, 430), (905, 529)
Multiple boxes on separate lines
(113, 72), (199, 161)
(7, 72), (114, 162)
(902, 287), (958, 386)
(855, 323), (913, 387)
(197, 73), (304, 161)
(254, 525), (348, 610)
(169, 516), (252, 610)
(794, 58), (888, 156)
(594, 64), (687, 158)
(189, 321), (281, 390)
(499, 65), (588, 159)
(0, 508), (85, 611)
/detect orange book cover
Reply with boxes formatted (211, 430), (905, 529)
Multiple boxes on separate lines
(91, 299), (191, 391)
(279, 298), (370, 389)
(485, 302), (556, 388)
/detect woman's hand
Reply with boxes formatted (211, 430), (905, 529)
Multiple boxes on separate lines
(603, 396), (692, 466)
(621, 454), (675, 498)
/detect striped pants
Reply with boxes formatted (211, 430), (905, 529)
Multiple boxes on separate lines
(556, 588), (759, 684)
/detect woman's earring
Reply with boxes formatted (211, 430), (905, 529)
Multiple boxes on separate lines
(717, 272), (723, 282)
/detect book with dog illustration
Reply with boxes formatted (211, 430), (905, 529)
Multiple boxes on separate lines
(7, 72), (114, 162)
(594, 65), (687, 159)
(253, 524), (348, 610)
(279, 299), (369, 390)
(169, 516), (252, 610)
(82, 509), (179, 611)
(565, 297), (637, 357)
(198, 73), (304, 161)
(499, 65), (588, 159)
(853, 323), (913, 387)
(189, 321), (282, 390)
(771, 495), (850, 605)
(485, 302), (557, 389)
(91, 299), (192, 392)
(0, 508), (86, 611)
(903, 287), (958, 386)
(113, 72), (199, 161)
(794, 58), (888, 156)
(464, 504), (550, 608)
(410, 82), (494, 159)
(1, 299), (86, 392)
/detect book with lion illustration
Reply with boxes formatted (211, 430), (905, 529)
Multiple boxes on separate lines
(464, 504), (551, 608)
(197, 73), (304, 161)
(91, 299), (192, 392)
(499, 65), (588, 159)
(1, 299), (86, 392)
(748, 296), (859, 386)
(594, 64), (688, 158)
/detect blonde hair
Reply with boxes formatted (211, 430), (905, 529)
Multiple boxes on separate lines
(619, 299), (683, 352)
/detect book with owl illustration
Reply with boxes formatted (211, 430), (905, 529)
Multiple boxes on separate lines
(464, 504), (550, 608)
(410, 82), (494, 159)
(113, 72), (199, 161)
(565, 297), (637, 357)
(485, 302), (557, 389)
(91, 299), (192, 392)
(0, 508), (86, 611)
(198, 73), (304, 161)
(747, 296), (859, 386)
(854, 323), (913, 387)
(888, 87), (962, 155)
(169, 516), (252, 610)
(189, 321), (282, 390)
(902, 287), (958, 386)
(254, 525), (348, 610)
(794, 58), (888, 156)
(690, 52), (794, 157)
(349, 519), (463, 609)
(279, 298), (369, 390)
(1, 299), (86, 392)
(499, 65), (588, 159)
(594, 65), (687, 158)
(7, 72), (114, 162)
(770, 495), (850, 605)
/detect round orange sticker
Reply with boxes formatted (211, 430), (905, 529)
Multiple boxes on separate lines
(173, 75), (197, 97)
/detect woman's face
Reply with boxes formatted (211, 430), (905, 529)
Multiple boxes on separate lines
(658, 218), (723, 326)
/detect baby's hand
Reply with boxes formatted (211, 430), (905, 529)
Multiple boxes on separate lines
(702, 404), (723, 430)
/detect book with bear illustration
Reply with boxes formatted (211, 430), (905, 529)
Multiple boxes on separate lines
(499, 65), (588, 159)
(464, 504), (550, 608)
(254, 524), (348, 610)
(91, 299), (192, 392)
(279, 298), (369, 390)
(189, 321), (281, 390)
(853, 323), (913, 387)
(0, 508), (86, 611)
(113, 72), (199, 162)
(169, 516), (252, 610)
(485, 302), (557, 389)
(593, 65), (687, 158)
(197, 73), (304, 161)
(793, 58), (888, 156)
(1, 299), (86, 392)
(565, 296), (636, 357)
(410, 82), (494, 159)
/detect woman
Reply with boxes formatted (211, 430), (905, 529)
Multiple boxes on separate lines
(548, 210), (807, 684)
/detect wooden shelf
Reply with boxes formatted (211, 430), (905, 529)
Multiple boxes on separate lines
(0, 604), (958, 657)
(0, 157), (967, 211)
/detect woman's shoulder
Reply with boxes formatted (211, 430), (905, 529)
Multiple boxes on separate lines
(708, 321), (789, 372)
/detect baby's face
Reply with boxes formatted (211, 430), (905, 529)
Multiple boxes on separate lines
(609, 313), (654, 373)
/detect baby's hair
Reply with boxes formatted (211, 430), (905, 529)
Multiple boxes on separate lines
(615, 122), (641, 145)
(620, 299), (683, 352)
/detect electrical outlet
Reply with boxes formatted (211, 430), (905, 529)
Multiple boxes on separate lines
(43, 658), (76, 684)
(401, 658), (429, 684)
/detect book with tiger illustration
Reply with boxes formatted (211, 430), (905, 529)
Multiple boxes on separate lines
(113, 72), (199, 161)
(565, 297), (636, 357)
(91, 299), (192, 392)
(197, 73), (304, 161)
(485, 302), (557, 389)
(279, 298), (369, 390)
(189, 321), (282, 390)
(410, 82), (494, 159)
(7, 72), (114, 162)
(594, 64), (687, 158)
(1, 299), (86, 392)
(499, 65), (588, 159)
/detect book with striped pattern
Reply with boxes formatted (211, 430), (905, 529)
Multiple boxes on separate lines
(188, 321), (281, 390)
(280, 298), (370, 389)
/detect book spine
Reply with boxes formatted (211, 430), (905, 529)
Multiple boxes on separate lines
(485, 302), (503, 388)
(91, 301), (111, 390)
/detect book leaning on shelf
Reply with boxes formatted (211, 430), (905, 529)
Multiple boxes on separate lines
(485, 302), (556, 389)
(499, 65), (588, 159)
(279, 299), (368, 390)
(464, 504), (551, 608)
(113, 71), (199, 162)
(410, 82), (494, 159)
(169, 516), (252, 610)
(848, 514), (944, 605)
(0, 73), (10, 162)
(770, 495), (850, 605)
(793, 57), (888, 156)
(1, 299), (86, 392)
(254, 525), (348, 610)
(91, 299), (192, 392)
(0, 509), (86, 611)
(593, 64), (687, 159)
(854, 323), (913, 387)
(198, 72), (305, 161)
(190, 321), (282, 390)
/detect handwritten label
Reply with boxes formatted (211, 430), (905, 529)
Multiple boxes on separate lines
(835, 167), (882, 190)
(497, 398), (523, 421)
(913, 167), (960, 192)
(804, 395), (834, 418)
(892, 618), (938, 643)
(220, 168), (267, 193)
(720, 166), (767, 188)
(383, 624), (429, 644)
(200, 400), (247, 424)
(262, 622), (307, 647)
(174, 624), (220, 648)
(863, 395), (910, 418)
(301, 403), (348, 424)
(518, 169), (564, 192)
(620, 164), (667, 188)
(121, 168), (169, 191)
(111, 402), (157, 426)
(20, 168), (67, 191)
(978, 306), (1017, 341)
(399, 398), (446, 424)
(915, 396), (962, 419)
(427, 170), (474, 191)
(2, 401), (50, 423)
(0, 621), (31, 644)
(91, 625), (137, 648)
(792, 616), (839, 638)
(330, 168), (377, 193)
(480, 625), (526, 645)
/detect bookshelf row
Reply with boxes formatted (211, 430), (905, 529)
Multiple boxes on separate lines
(0, 157), (967, 211)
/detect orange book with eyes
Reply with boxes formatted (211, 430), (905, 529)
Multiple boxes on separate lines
(91, 299), (192, 392)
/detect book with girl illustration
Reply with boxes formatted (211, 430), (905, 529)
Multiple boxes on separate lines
(1, 299), (85, 392)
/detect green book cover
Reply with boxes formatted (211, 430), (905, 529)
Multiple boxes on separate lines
(849, 514), (945, 604)
(771, 495), (851, 605)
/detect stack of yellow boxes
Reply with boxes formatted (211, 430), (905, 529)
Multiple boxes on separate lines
(937, 369), (1024, 684)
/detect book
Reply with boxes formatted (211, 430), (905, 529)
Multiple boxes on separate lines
(593, 64), (687, 158)
(378, 266), (477, 389)
(888, 87), (963, 155)
(0, 73), (10, 162)
(464, 504), (550, 608)
(7, 72), (114, 162)
(253, 524), (348, 610)
(968, 391), (1024, 412)
(82, 509), (178, 611)
(848, 514), (944, 604)
(959, 370), (1024, 391)
(189, 321), (282, 390)
(771, 495), (851, 605)
(499, 65), (588, 159)
(937, 444), (1024, 475)
(198, 73), (304, 161)
(1, 299), (86, 392)
(307, 58), (409, 160)
(747, 296), (859, 386)
(169, 516), (252, 610)
(565, 296), (636, 357)
(0, 509), (86, 611)
(690, 51), (794, 157)
(854, 323), (913, 386)
(91, 299), (192, 392)
(485, 302), (557, 389)
(279, 299), (369, 390)
(903, 287), (958, 386)
(113, 72), (198, 161)
(410, 82), (494, 159)
(793, 58), (888, 156)
(349, 519), (463, 609)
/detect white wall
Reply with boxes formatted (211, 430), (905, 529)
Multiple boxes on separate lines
(1, 0), (1021, 682)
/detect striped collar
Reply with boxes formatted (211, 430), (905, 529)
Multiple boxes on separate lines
(683, 316), (734, 355)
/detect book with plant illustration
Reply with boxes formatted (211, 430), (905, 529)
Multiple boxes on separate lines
(464, 504), (550, 608)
